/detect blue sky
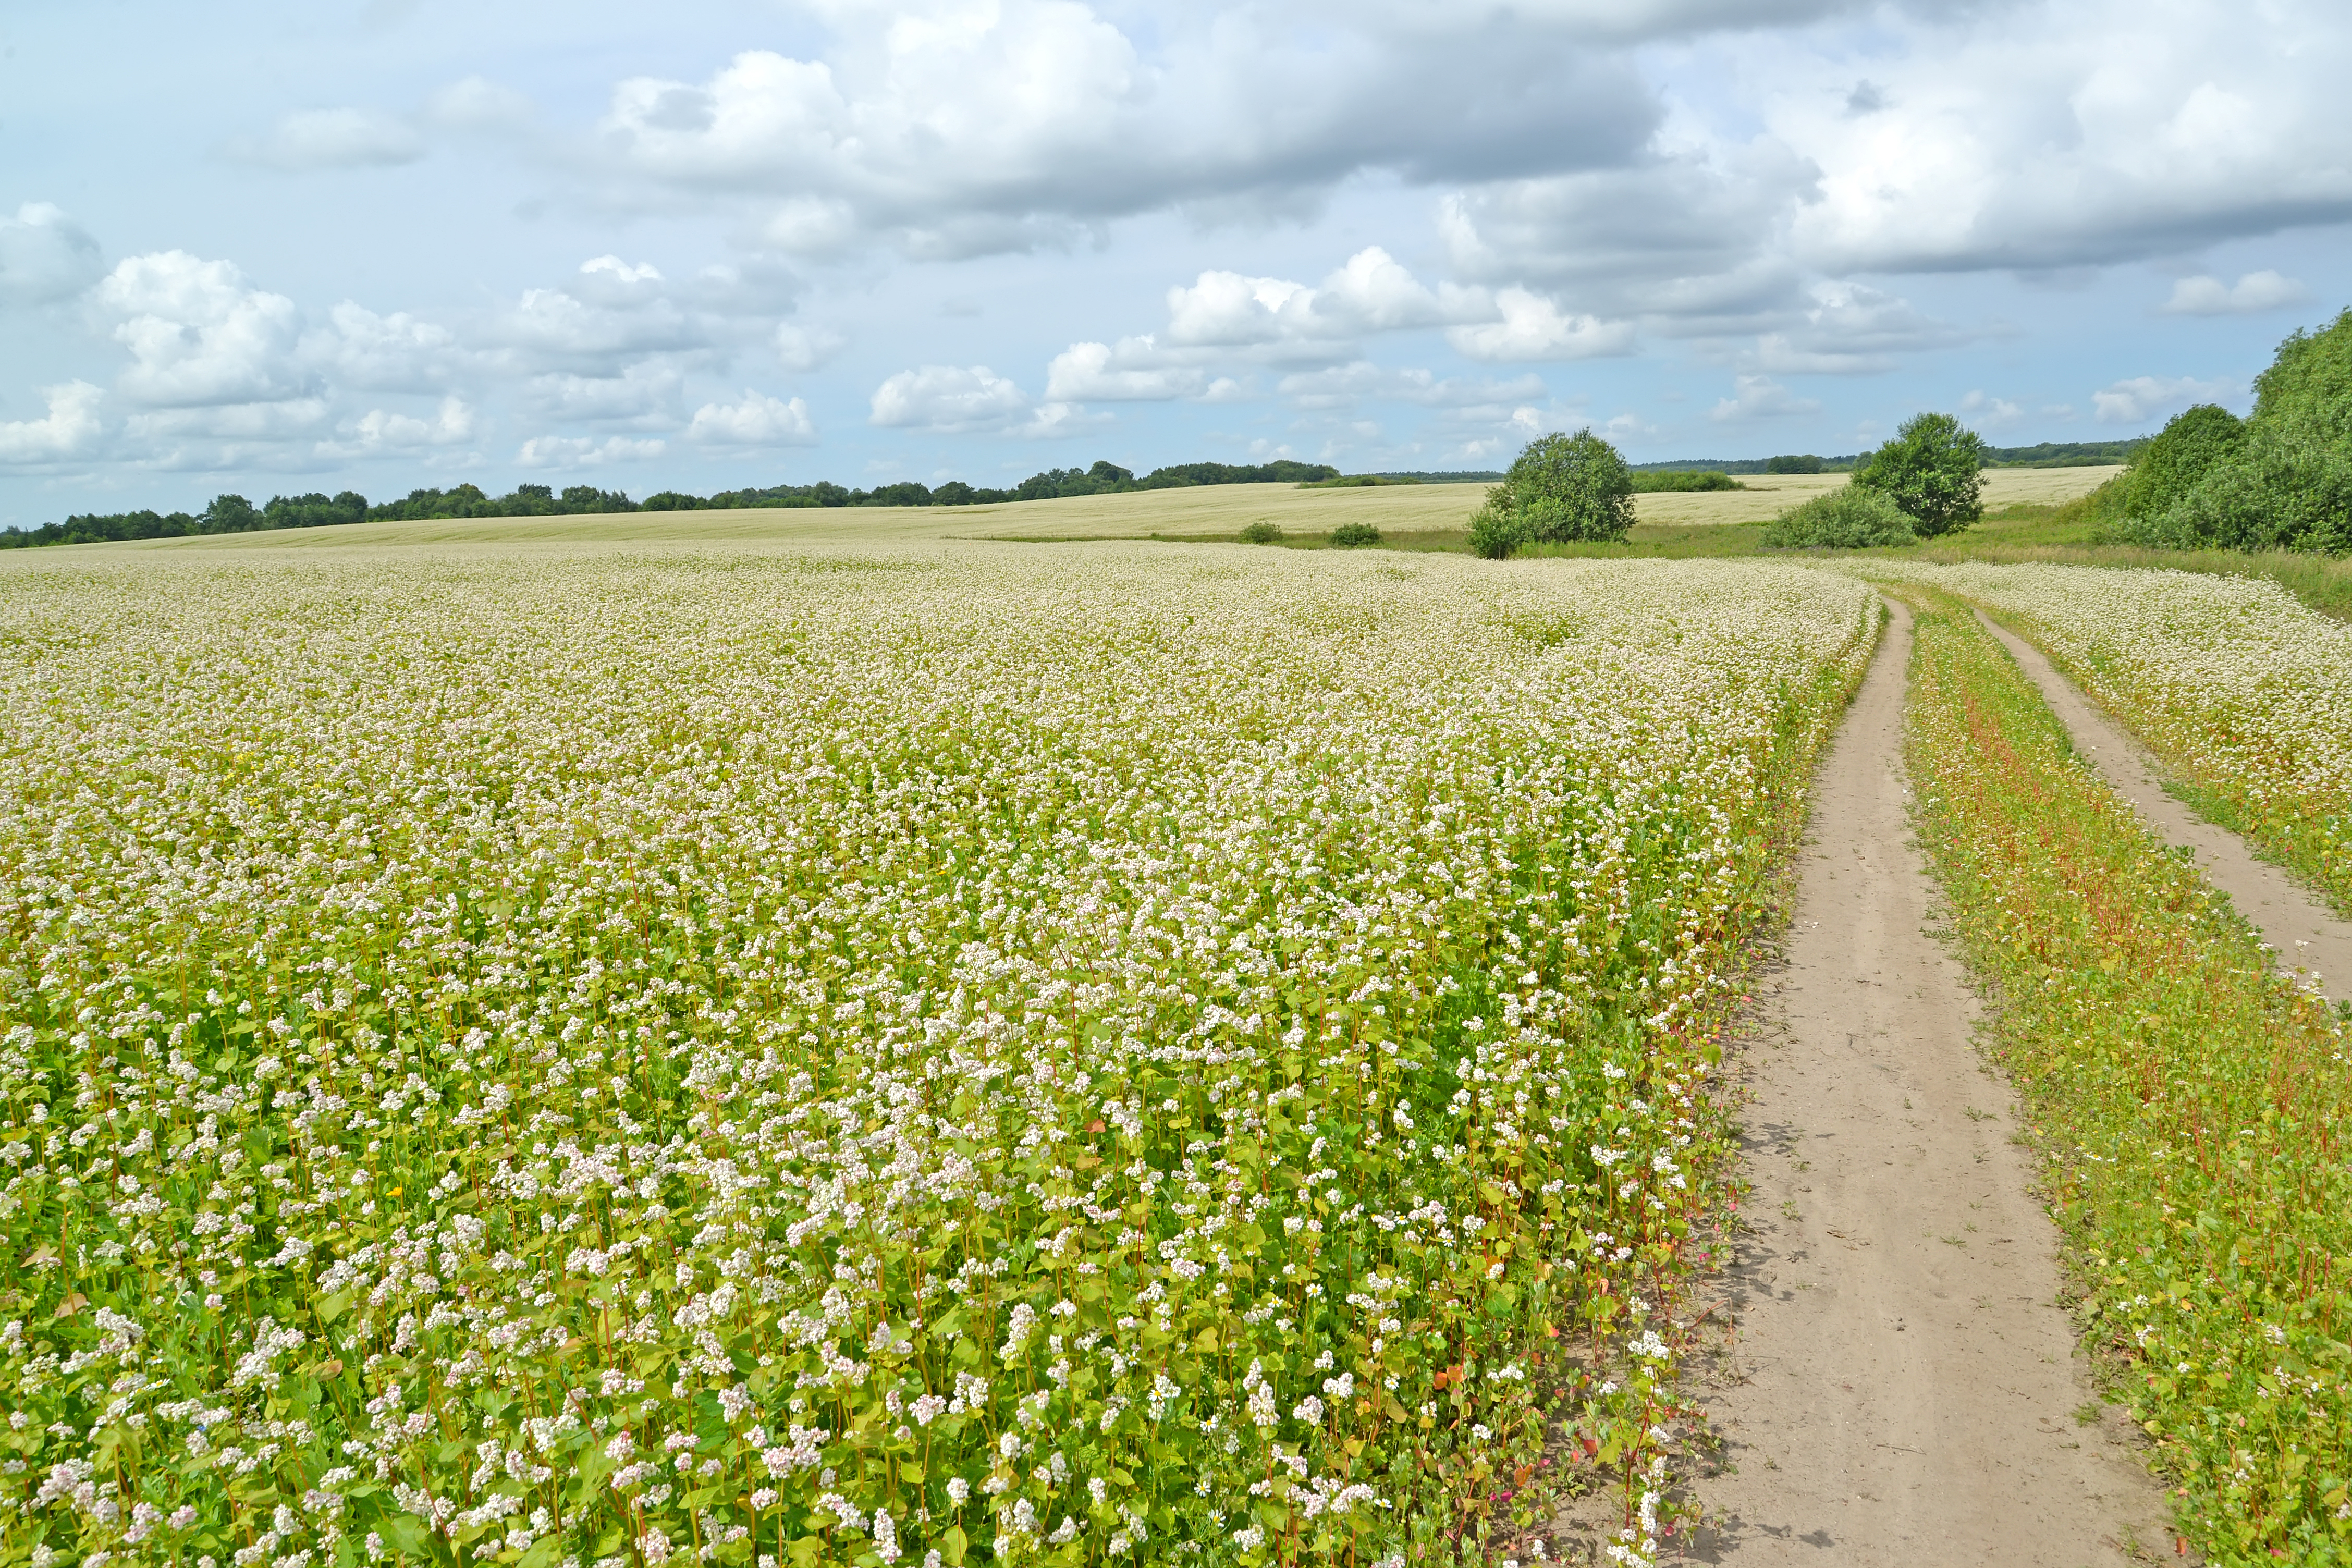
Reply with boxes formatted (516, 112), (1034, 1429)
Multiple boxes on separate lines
(3, 0), (2349, 524)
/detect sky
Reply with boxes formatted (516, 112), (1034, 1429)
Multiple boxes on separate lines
(3, 0), (2350, 525)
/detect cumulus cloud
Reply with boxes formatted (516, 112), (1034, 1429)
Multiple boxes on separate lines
(1446, 289), (1635, 361)
(592, 6), (1657, 257)
(1762, 0), (2352, 273)
(0, 203), (104, 307)
(1044, 340), (1204, 401)
(1709, 374), (1820, 421)
(1742, 282), (1966, 373)
(93, 252), (310, 408)
(2090, 374), (2236, 426)
(525, 362), (688, 427)
(869, 364), (1096, 437)
(516, 434), (667, 467)
(228, 108), (425, 170)
(1955, 390), (2026, 430)
(326, 397), (477, 456)
(1161, 247), (1484, 354)
(685, 390), (818, 446)
(775, 322), (847, 372)
(2159, 270), (2312, 315)
(0, 381), (107, 464)
(305, 302), (461, 391)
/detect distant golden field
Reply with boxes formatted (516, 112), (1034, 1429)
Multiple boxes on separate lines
(50, 467), (2126, 556)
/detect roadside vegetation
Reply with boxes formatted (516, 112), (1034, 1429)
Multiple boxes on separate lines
(1901, 591), (2352, 1564)
(1873, 563), (2352, 916)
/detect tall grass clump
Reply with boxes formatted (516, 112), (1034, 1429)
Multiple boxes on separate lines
(0, 549), (1879, 1568)
(1759, 487), (1917, 550)
(1903, 593), (2352, 1564)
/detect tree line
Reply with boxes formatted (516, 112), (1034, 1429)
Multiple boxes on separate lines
(0, 460), (1342, 552)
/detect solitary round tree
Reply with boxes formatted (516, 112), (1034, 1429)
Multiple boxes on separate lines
(1469, 429), (1635, 557)
(1851, 412), (1987, 536)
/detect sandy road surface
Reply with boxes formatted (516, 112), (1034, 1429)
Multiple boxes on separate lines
(1691, 599), (2177, 1565)
(1975, 610), (2352, 1006)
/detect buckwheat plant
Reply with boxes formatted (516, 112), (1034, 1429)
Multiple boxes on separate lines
(0, 546), (1873, 1568)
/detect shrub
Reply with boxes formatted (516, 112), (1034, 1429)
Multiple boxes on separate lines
(1759, 485), (1918, 549)
(1329, 521), (1382, 547)
(1629, 470), (1741, 492)
(1852, 412), (1987, 536)
(2141, 310), (2352, 555)
(1238, 519), (1284, 544)
(1471, 430), (1635, 557)
(1466, 503), (1528, 559)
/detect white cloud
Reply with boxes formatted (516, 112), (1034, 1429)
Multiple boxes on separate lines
(229, 108), (425, 170)
(0, 203), (103, 307)
(2090, 374), (2235, 426)
(871, 364), (1034, 432)
(1763, 1), (2352, 273)
(93, 252), (309, 407)
(0, 381), (106, 464)
(323, 397), (477, 456)
(525, 362), (688, 426)
(516, 434), (667, 468)
(1709, 374), (1820, 421)
(1276, 362), (1547, 410)
(2159, 270), (2312, 315)
(305, 302), (461, 391)
(1045, 339), (1204, 401)
(686, 390), (818, 446)
(868, 364), (1099, 437)
(1161, 247), (1483, 354)
(1446, 288), (1634, 361)
(592, 8), (1657, 257)
(1958, 390), (2026, 430)
(775, 322), (847, 372)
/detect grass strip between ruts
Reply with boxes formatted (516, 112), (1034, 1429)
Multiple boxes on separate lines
(1900, 591), (2352, 1564)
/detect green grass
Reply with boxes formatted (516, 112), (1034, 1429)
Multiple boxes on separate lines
(1902, 591), (2352, 1564)
(1908, 505), (2352, 622)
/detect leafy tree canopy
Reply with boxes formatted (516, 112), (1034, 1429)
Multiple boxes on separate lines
(1469, 430), (1635, 558)
(1851, 412), (1987, 537)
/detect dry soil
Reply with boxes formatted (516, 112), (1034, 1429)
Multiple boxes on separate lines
(1690, 598), (2179, 1565)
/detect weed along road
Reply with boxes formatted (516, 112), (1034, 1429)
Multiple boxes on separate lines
(1693, 599), (2176, 1565)
(1973, 609), (2352, 1006)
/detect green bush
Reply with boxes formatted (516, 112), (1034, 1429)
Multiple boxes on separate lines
(2118, 403), (2245, 529)
(1765, 454), (1826, 474)
(1852, 412), (1986, 536)
(1328, 521), (1382, 547)
(1467, 504), (1528, 559)
(1759, 485), (1918, 549)
(1628, 470), (1741, 493)
(1238, 519), (1284, 544)
(2141, 310), (2352, 555)
(1470, 430), (1635, 557)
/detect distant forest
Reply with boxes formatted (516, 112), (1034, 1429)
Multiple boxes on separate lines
(1632, 439), (2150, 475)
(0, 459), (1343, 551)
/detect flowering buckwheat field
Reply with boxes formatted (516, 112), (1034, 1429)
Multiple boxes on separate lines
(1868, 562), (2352, 915)
(0, 545), (1874, 1568)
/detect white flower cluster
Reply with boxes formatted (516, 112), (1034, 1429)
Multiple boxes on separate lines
(0, 544), (1873, 1567)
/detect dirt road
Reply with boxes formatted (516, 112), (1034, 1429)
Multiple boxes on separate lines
(1975, 610), (2352, 1007)
(1690, 599), (2177, 1565)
